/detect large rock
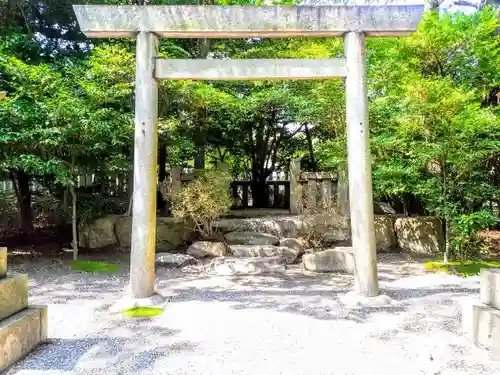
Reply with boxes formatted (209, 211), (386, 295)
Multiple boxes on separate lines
(229, 244), (299, 264)
(0, 274), (28, 321)
(155, 253), (197, 268)
(279, 238), (305, 252)
(225, 232), (279, 246)
(395, 217), (444, 255)
(115, 216), (194, 251)
(313, 215), (351, 244)
(374, 216), (397, 252)
(206, 256), (286, 276)
(78, 215), (118, 249)
(215, 216), (306, 237)
(302, 247), (355, 273)
(187, 241), (227, 258)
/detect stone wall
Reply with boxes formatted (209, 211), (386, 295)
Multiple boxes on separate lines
(79, 213), (444, 255)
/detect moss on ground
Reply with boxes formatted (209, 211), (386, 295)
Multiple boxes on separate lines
(424, 259), (500, 277)
(71, 260), (120, 273)
(122, 307), (164, 318)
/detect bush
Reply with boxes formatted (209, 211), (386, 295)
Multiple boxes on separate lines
(170, 170), (232, 239)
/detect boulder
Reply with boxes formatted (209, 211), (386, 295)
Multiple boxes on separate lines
(374, 216), (397, 252)
(394, 217), (444, 255)
(279, 238), (305, 253)
(155, 253), (198, 268)
(229, 244), (299, 264)
(302, 247), (355, 273)
(115, 216), (194, 251)
(316, 215), (351, 244)
(205, 256), (286, 276)
(374, 201), (396, 215)
(225, 232), (279, 246)
(214, 216), (307, 237)
(187, 241), (227, 258)
(78, 215), (118, 249)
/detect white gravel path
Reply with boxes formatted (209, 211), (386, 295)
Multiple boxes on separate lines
(5, 254), (500, 375)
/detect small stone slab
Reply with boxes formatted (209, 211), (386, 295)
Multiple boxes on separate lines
(279, 238), (304, 252)
(0, 273), (28, 321)
(0, 247), (6, 278)
(206, 256), (286, 276)
(0, 306), (48, 372)
(480, 269), (500, 310)
(155, 253), (198, 268)
(225, 232), (279, 246)
(228, 245), (299, 264)
(463, 300), (500, 360)
(302, 247), (354, 273)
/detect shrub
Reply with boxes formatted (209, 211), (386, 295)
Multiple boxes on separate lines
(170, 170), (232, 239)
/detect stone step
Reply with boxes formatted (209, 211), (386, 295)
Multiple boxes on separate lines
(480, 269), (500, 310)
(302, 247), (355, 273)
(0, 306), (48, 371)
(0, 273), (28, 321)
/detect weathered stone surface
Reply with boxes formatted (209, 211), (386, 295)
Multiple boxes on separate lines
(0, 306), (48, 372)
(78, 215), (118, 249)
(374, 216), (397, 252)
(374, 201), (396, 215)
(206, 256), (286, 276)
(279, 238), (304, 253)
(0, 247), (6, 278)
(73, 5), (425, 38)
(215, 216), (306, 237)
(480, 269), (500, 310)
(394, 217), (444, 255)
(302, 247), (355, 273)
(225, 232), (279, 246)
(155, 253), (198, 268)
(229, 245), (299, 264)
(463, 301), (500, 359)
(0, 273), (28, 321)
(156, 58), (348, 80)
(187, 241), (227, 258)
(115, 216), (193, 251)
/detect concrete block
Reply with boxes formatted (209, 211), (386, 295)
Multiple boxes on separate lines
(0, 306), (48, 372)
(481, 269), (500, 310)
(462, 300), (500, 360)
(0, 273), (28, 321)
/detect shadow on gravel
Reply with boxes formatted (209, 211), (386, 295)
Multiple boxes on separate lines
(12, 326), (197, 373)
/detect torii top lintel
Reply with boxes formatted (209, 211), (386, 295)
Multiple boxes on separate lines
(73, 4), (425, 39)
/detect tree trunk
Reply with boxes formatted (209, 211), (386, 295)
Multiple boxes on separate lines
(11, 170), (33, 231)
(158, 143), (167, 182)
(304, 124), (317, 171)
(69, 183), (78, 261)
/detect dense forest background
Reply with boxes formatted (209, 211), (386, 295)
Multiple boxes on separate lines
(0, 0), (499, 258)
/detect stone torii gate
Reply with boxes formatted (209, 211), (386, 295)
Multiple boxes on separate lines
(73, 4), (424, 306)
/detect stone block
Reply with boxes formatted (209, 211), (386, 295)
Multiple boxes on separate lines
(480, 269), (500, 310)
(0, 273), (28, 321)
(462, 301), (500, 360)
(302, 247), (355, 273)
(206, 256), (286, 276)
(0, 306), (48, 372)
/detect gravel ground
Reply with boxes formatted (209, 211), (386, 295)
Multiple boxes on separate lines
(5, 253), (500, 375)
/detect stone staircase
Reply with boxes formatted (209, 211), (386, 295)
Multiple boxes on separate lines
(0, 247), (48, 371)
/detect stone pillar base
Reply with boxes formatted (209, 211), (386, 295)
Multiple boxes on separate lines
(0, 306), (48, 371)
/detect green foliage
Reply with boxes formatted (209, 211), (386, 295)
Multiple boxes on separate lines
(122, 307), (164, 319)
(71, 260), (120, 273)
(170, 170), (233, 238)
(424, 259), (500, 277)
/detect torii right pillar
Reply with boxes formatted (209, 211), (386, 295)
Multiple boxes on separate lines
(344, 31), (378, 297)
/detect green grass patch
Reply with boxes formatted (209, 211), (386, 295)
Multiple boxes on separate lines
(121, 307), (164, 318)
(424, 259), (500, 277)
(71, 260), (120, 273)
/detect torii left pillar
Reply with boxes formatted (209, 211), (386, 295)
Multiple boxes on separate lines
(130, 31), (159, 300)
